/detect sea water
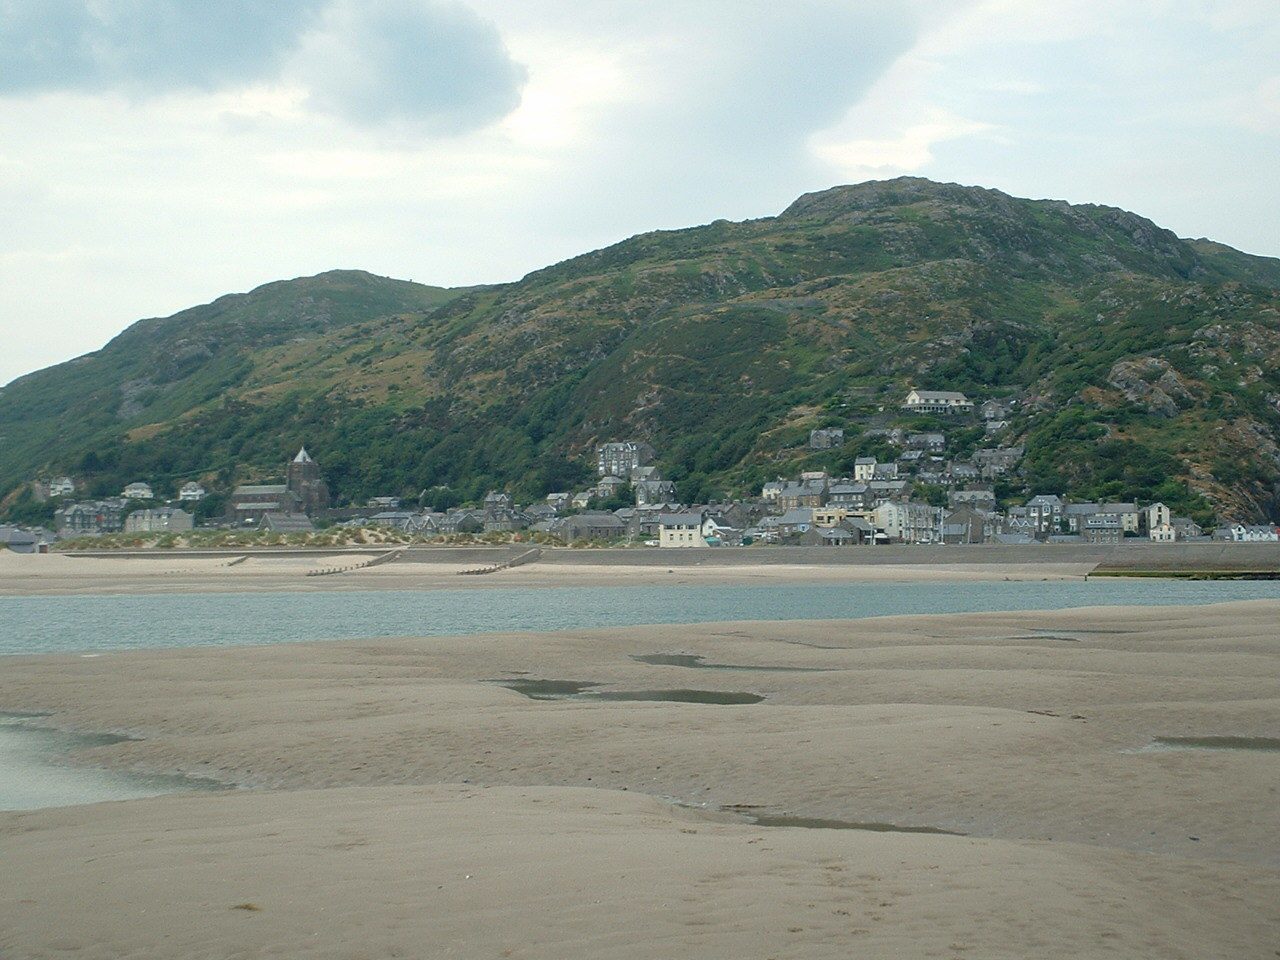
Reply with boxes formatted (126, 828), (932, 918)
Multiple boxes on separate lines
(0, 579), (1277, 657)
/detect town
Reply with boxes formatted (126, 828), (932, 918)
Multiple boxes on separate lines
(5, 388), (1278, 553)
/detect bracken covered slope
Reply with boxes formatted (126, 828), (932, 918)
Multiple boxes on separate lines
(2, 178), (1278, 522)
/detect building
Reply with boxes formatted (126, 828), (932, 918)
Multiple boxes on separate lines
(54, 499), (127, 536)
(902, 389), (974, 415)
(1150, 522), (1177, 543)
(852, 457), (877, 482)
(809, 428), (844, 450)
(1024, 495), (1065, 536)
(1145, 502), (1171, 531)
(942, 506), (993, 545)
(1082, 514), (1123, 544)
(906, 432), (946, 452)
(980, 398), (1013, 421)
(556, 512), (627, 542)
(260, 512), (316, 533)
(761, 480), (786, 502)
(1224, 524), (1280, 542)
(658, 512), (705, 547)
(873, 501), (940, 544)
(178, 482), (206, 502)
(122, 481), (154, 500)
(973, 447), (1024, 479)
(1099, 503), (1141, 534)
(597, 441), (655, 479)
(48, 476), (76, 497)
(287, 447), (330, 514)
(124, 508), (194, 533)
(635, 479), (677, 506)
(595, 475), (627, 499)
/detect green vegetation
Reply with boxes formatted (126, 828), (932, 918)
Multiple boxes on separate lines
(3, 178), (1280, 523)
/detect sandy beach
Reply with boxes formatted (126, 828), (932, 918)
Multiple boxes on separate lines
(2, 599), (1278, 957)
(0, 549), (1096, 596)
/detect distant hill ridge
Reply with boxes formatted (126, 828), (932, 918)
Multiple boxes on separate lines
(2, 177), (1279, 523)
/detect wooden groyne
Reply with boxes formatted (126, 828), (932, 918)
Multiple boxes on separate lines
(458, 547), (543, 576)
(305, 548), (406, 577)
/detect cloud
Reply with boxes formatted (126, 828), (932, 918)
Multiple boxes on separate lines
(289, 0), (526, 131)
(0, 0), (324, 94)
(0, 0), (526, 132)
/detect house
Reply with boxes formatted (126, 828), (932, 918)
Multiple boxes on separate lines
(659, 512), (706, 547)
(761, 480), (786, 502)
(631, 466), (660, 482)
(260, 512), (316, 533)
(945, 461), (980, 484)
(597, 441), (655, 479)
(1224, 523), (1280, 542)
(1171, 517), (1204, 540)
(949, 486), (997, 511)
(557, 512), (627, 542)
(980, 398), (1013, 421)
(701, 517), (741, 546)
(1064, 503), (1100, 533)
(1099, 503), (1141, 534)
(55, 499), (127, 536)
(902, 389), (974, 414)
(440, 509), (484, 535)
(827, 482), (870, 510)
(369, 511), (422, 532)
(122, 481), (154, 500)
(1150, 522), (1177, 543)
(635, 479), (677, 506)
(942, 506), (993, 545)
(595, 476), (626, 499)
(124, 508), (194, 533)
(866, 479), (910, 506)
(873, 501), (940, 544)
(484, 508), (528, 534)
(368, 496), (402, 510)
(48, 476), (76, 497)
(853, 457), (877, 481)
(984, 419), (1011, 435)
(907, 432), (946, 453)
(973, 447), (1024, 479)
(0, 526), (37, 554)
(809, 427), (844, 450)
(1025, 495), (1065, 536)
(1082, 514), (1123, 544)
(571, 490), (594, 509)
(775, 508), (815, 537)
(777, 480), (827, 511)
(545, 492), (572, 512)
(872, 462), (900, 481)
(178, 482), (206, 502)
(812, 507), (854, 527)
(1145, 502), (1171, 531)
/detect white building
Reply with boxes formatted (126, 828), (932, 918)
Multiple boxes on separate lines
(1145, 502), (1170, 531)
(1150, 522), (1177, 543)
(121, 482), (154, 500)
(902, 389), (974, 414)
(873, 501), (941, 544)
(853, 457), (877, 482)
(178, 482), (206, 502)
(659, 512), (706, 548)
(1229, 524), (1280, 542)
(48, 476), (76, 497)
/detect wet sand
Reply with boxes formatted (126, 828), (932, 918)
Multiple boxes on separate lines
(0, 550), (1094, 596)
(1, 599), (1278, 957)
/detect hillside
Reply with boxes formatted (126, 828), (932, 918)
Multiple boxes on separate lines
(3, 178), (1279, 523)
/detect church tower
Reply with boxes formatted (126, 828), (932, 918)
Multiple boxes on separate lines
(286, 446), (330, 514)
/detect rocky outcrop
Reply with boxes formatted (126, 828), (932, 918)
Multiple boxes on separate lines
(1107, 357), (1195, 418)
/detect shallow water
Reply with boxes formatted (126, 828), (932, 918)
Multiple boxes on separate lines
(494, 679), (763, 705)
(1, 579), (1277, 656)
(0, 714), (222, 811)
(1145, 736), (1280, 752)
(631, 653), (831, 672)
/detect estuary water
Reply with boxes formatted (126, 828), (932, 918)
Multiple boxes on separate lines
(1, 579), (1278, 657)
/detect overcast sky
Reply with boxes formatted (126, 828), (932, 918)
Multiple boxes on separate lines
(2, 0), (1277, 386)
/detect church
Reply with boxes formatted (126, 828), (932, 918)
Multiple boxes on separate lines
(228, 446), (330, 524)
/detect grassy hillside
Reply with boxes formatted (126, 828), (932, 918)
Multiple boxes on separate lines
(3, 178), (1279, 523)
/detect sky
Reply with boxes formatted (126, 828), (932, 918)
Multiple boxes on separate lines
(1, 0), (1278, 386)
